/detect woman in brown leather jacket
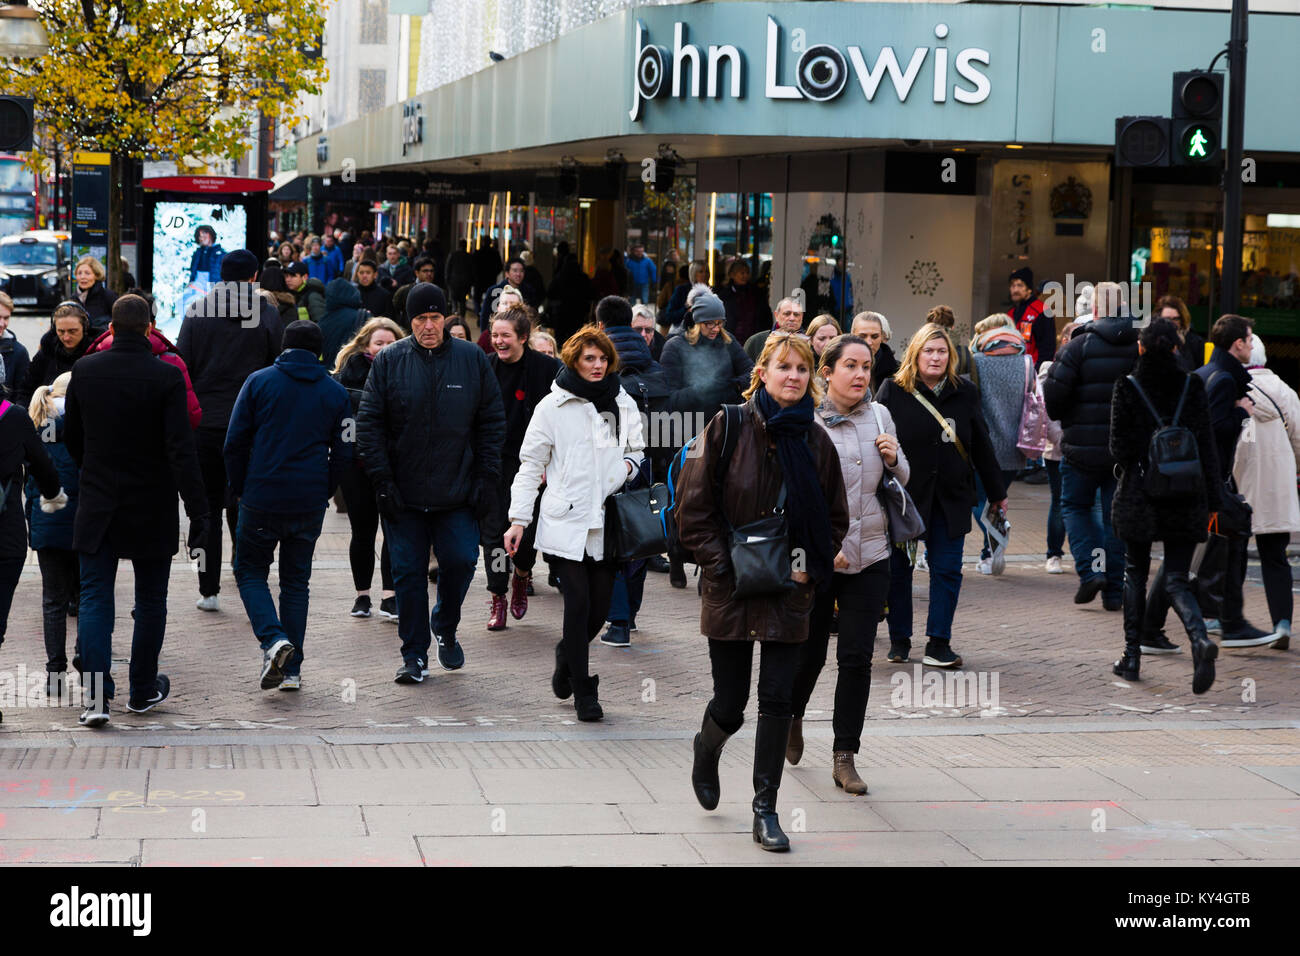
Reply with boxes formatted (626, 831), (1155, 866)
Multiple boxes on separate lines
(676, 332), (849, 852)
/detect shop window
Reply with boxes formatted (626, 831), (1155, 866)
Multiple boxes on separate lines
(626, 173), (696, 304)
(360, 0), (388, 45)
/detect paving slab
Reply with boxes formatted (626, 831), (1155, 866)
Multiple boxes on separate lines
(145, 769), (317, 806)
(944, 767), (1144, 801)
(362, 803), (632, 837)
(871, 799), (1145, 832)
(0, 839), (139, 864)
(791, 765), (983, 803)
(474, 767), (655, 804)
(0, 807), (99, 839)
(1242, 764), (1300, 794)
(1199, 828), (1300, 859)
(416, 833), (703, 866)
(1096, 765), (1299, 800)
(98, 804), (364, 839)
(684, 829), (977, 865)
(0, 771), (147, 809)
(313, 768), (484, 805)
(948, 827), (1246, 861)
(1121, 798), (1300, 829)
(141, 836), (423, 867)
(627, 764), (824, 805)
(618, 801), (892, 834)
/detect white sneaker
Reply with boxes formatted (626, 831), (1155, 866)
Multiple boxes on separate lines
(196, 595), (219, 612)
(976, 558), (993, 575)
(1045, 556), (1064, 574)
(916, 552), (929, 572)
(279, 675), (301, 692)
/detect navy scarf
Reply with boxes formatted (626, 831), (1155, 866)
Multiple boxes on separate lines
(755, 388), (834, 591)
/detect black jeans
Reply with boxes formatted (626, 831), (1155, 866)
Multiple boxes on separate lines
(1255, 532), (1293, 626)
(791, 560), (891, 753)
(482, 478), (540, 595)
(0, 498), (27, 646)
(707, 638), (802, 732)
(37, 547), (79, 671)
(550, 555), (615, 683)
(196, 427), (239, 597)
(338, 463), (392, 593)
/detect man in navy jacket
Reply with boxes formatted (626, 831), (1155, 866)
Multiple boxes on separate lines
(225, 320), (353, 690)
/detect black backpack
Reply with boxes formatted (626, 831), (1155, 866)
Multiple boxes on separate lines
(618, 365), (674, 474)
(1126, 375), (1204, 501)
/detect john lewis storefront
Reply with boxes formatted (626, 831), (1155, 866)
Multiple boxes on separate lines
(296, 1), (1300, 354)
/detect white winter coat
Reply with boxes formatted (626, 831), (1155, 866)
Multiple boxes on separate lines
(816, 399), (910, 572)
(1232, 368), (1300, 534)
(508, 382), (646, 561)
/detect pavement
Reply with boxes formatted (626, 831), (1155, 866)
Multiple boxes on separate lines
(1, 469), (1296, 867)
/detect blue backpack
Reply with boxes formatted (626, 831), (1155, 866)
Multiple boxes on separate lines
(661, 404), (742, 563)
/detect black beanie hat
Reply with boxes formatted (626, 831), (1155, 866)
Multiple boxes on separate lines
(221, 249), (260, 282)
(282, 319), (323, 355)
(405, 282), (447, 320)
(1009, 266), (1034, 289)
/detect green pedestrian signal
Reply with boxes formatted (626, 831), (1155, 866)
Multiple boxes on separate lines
(1187, 127), (1209, 158)
(1178, 122), (1217, 164)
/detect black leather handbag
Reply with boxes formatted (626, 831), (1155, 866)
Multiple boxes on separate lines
(727, 484), (795, 600)
(606, 482), (669, 562)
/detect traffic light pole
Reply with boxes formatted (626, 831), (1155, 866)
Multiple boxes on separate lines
(1219, 0), (1249, 314)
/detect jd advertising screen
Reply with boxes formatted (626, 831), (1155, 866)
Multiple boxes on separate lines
(151, 201), (248, 337)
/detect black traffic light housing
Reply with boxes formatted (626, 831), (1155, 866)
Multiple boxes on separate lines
(1115, 116), (1170, 168)
(1171, 70), (1223, 166)
(0, 96), (34, 152)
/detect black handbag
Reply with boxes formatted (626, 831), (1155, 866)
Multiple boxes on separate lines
(1217, 479), (1253, 537)
(1191, 522), (1230, 619)
(869, 404), (925, 544)
(606, 482), (669, 562)
(727, 484), (795, 600)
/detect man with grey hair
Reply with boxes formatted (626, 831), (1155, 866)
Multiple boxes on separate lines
(631, 304), (665, 361)
(744, 296), (806, 361)
(1043, 280), (1138, 610)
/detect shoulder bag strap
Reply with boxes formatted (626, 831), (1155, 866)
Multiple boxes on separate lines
(909, 388), (969, 462)
(1126, 375), (1167, 427)
(1249, 380), (1285, 426)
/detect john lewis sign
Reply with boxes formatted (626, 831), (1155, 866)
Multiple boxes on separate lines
(630, 14), (991, 121)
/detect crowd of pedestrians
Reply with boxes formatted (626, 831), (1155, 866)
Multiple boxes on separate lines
(0, 231), (1294, 856)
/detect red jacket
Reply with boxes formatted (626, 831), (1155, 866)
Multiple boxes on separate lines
(1008, 297), (1047, 366)
(86, 327), (203, 429)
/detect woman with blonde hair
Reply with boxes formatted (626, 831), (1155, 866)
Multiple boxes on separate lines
(677, 331), (848, 851)
(72, 256), (116, 330)
(24, 373), (80, 697)
(505, 325), (646, 723)
(874, 324), (1007, 668)
(529, 330), (557, 358)
(334, 317), (406, 620)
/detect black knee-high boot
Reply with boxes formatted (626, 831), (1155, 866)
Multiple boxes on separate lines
(752, 714), (792, 851)
(1115, 569), (1145, 681)
(1167, 571), (1217, 695)
(691, 708), (736, 811)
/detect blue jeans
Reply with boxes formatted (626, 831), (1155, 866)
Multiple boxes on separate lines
(383, 506), (479, 667)
(607, 561), (647, 626)
(887, 506), (965, 643)
(77, 547), (172, 706)
(233, 504), (325, 677)
(1046, 458), (1065, 559)
(1059, 460), (1125, 597)
(972, 469), (1018, 558)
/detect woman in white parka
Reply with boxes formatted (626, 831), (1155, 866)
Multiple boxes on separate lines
(505, 324), (646, 721)
(1232, 336), (1300, 649)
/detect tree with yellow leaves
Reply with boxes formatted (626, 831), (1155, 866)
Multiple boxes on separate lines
(4, 0), (328, 287)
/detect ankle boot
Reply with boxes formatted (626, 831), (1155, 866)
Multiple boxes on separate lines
(832, 751), (868, 794)
(752, 714), (792, 851)
(668, 555), (687, 589)
(1113, 573), (1144, 681)
(487, 593), (508, 631)
(1168, 571), (1216, 695)
(573, 674), (603, 722)
(509, 572), (529, 620)
(691, 709), (735, 811)
(551, 642), (572, 700)
(785, 717), (804, 765)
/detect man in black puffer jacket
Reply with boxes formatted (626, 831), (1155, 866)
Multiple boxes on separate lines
(1043, 282), (1138, 610)
(177, 249), (285, 611)
(357, 283), (506, 684)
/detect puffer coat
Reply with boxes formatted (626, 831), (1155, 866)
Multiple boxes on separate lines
(507, 382), (645, 562)
(675, 398), (849, 643)
(816, 399), (909, 571)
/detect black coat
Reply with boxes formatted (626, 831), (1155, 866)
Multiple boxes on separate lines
(64, 332), (207, 558)
(1110, 352), (1222, 544)
(356, 335), (506, 512)
(488, 346), (560, 482)
(872, 342), (899, 390)
(1043, 316), (1139, 473)
(177, 285), (284, 433)
(659, 331), (753, 435)
(76, 282), (117, 329)
(0, 398), (60, 557)
(1196, 347), (1252, 483)
(874, 376), (1007, 537)
(19, 328), (90, 408)
(356, 281), (393, 319)
(0, 332), (30, 401)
